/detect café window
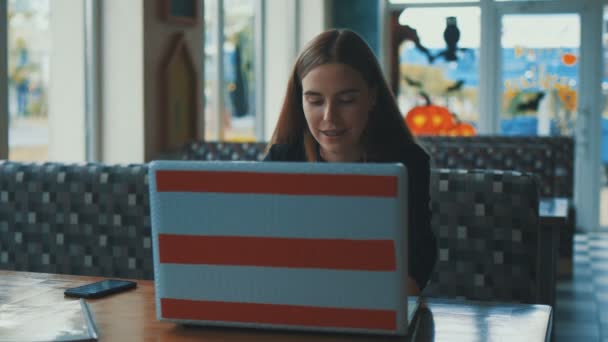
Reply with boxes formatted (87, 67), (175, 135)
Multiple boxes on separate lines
(499, 14), (580, 136)
(204, 0), (262, 142)
(391, 5), (480, 136)
(7, 0), (51, 160)
(6, 0), (90, 161)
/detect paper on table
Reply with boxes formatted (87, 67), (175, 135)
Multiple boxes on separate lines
(0, 298), (98, 341)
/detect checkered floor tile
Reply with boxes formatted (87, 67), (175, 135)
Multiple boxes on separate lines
(555, 233), (608, 342)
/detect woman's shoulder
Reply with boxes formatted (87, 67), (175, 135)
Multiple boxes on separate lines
(264, 143), (306, 161)
(388, 142), (430, 166)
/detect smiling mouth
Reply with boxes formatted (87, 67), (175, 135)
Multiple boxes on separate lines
(320, 129), (347, 137)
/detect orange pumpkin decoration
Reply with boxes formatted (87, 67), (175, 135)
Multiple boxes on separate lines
(561, 52), (577, 66)
(405, 93), (453, 135)
(442, 121), (476, 136)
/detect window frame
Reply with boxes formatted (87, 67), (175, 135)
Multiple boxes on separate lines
(84, 0), (101, 161)
(0, 0), (8, 159)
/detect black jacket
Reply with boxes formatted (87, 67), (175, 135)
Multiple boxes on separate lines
(264, 142), (437, 290)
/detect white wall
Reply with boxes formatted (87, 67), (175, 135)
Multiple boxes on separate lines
(48, 0), (86, 161)
(263, 0), (294, 140)
(263, 0), (328, 141)
(101, 0), (145, 163)
(299, 0), (328, 50)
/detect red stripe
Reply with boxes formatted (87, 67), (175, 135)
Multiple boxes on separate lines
(158, 234), (396, 271)
(155, 170), (398, 197)
(161, 298), (397, 331)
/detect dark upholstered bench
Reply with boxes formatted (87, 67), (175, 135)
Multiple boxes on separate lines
(424, 168), (544, 305)
(0, 159), (552, 308)
(417, 136), (574, 199)
(0, 161), (153, 279)
(180, 141), (268, 161)
(417, 136), (575, 277)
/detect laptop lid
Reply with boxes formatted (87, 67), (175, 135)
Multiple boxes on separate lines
(148, 160), (409, 335)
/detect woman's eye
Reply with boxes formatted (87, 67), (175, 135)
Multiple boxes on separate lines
(339, 97), (356, 104)
(306, 98), (323, 106)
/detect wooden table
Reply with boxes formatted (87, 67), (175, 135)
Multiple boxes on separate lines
(0, 271), (552, 341)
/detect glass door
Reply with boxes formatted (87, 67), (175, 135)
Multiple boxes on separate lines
(496, 0), (603, 232)
(499, 14), (580, 136)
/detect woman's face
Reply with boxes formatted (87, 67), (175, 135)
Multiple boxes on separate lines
(301, 63), (376, 162)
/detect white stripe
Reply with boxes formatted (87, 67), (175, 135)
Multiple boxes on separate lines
(151, 192), (403, 239)
(156, 264), (403, 311)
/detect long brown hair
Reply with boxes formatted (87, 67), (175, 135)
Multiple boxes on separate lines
(269, 29), (415, 161)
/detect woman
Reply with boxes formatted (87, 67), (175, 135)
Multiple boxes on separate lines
(264, 29), (437, 294)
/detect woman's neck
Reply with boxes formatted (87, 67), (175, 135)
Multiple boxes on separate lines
(319, 146), (364, 162)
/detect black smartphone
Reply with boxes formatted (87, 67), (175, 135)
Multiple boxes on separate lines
(64, 279), (137, 299)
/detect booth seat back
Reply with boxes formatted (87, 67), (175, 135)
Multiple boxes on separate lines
(424, 168), (541, 304)
(423, 143), (554, 197)
(1, 160), (541, 306)
(181, 141), (267, 161)
(418, 135), (573, 198)
(0, 161), (153, 279)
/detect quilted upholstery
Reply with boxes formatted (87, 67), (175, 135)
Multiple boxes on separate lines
(424, 168), (541, 304)
(418, 136), (574, 263)
(418, 136), (574, 198)
(182, 141), (267, 161)
(0, 159), (546, 305)
(0, 161), (153, 279)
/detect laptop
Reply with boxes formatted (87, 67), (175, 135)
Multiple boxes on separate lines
(148, 160), (417, 335)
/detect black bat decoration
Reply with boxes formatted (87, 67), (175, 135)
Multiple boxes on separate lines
(446, 80), (465, 93)
(516, 92), (545, 112)
(404, 76), (424, 88)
